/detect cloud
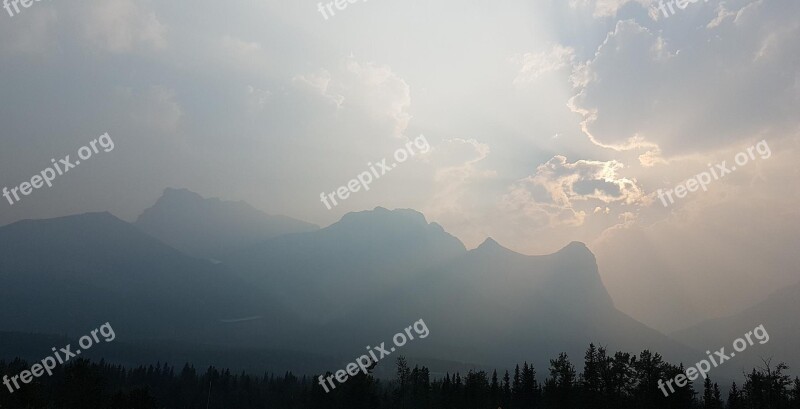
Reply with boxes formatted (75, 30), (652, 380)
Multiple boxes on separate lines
(293, 57), (412, 139)
(342, 59), (413, 139)
(1, 0), (798, 334)
(502, 155), (645, 228)
(569, 0), (653, 17)
(592, 135), (800, 331)
(567, 0), (800, 161)
(421, 138), (498, 246)
(432, 138), (496, 203)
(83, 0), (166, 53)
(536, 155), (645, 205)
(426, 138), (496, 215)
(706, 2), (737, 28)
(512, 45), (576, 85)
(292, 69), (344, 109)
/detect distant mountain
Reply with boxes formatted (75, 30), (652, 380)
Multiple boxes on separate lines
(226, 207), (697, 370)
(0, 212), (301, 347)
(672, 280), (800, 376)
(135, 188), (318, 260)
(0, 206), (700, 376)
(227, 207), (467, 323)
(310, 236), (698, 371)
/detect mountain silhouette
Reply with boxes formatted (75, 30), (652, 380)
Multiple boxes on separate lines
(0, 198), (700, 375)
(0, 212), (300, 347)
(223, 207), (697, 370)
(673, 279), (800, 377)
(135, 188), (318, 260)
(309, 233), (697, 371)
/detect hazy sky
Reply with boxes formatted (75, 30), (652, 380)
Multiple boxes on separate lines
(1, 0), (798, 332)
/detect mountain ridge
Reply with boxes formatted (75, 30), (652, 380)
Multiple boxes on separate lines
(0, 196), (701, 375)
(134, 188), (319, 260)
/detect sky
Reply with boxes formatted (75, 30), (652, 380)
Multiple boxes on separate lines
(0, 0), (798, 332)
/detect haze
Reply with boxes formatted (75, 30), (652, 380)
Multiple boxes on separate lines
(1, 0), (798, 336)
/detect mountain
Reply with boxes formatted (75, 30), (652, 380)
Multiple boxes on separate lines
(0, 206), (699, 376)
(226, 208), (697, 370)
(135, 188), (318, 260)
(227, 207), (467, 323)
(0, 212), (301, 347)
(672, 280), (800, 376)
(311, 236), (698, 371)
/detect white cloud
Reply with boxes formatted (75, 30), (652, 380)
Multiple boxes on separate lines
(592, 135), (800, 331)
(568, 2), (800, 160)
(426, 138), (496, 217)
(707, 2), (737, 29)
(292, 70), (344, 108)
(421, 138), (499, 247)
(512, 45), (576, 85)
(343, 59), (412, 139)
(502, 155), (645, 228)
(535, 155), (645, 205)
(293, 57), (412, 139)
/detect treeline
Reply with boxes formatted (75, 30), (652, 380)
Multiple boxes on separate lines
(1, 344), (799, 408)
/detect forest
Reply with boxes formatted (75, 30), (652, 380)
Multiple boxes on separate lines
(1, 344), (798, 409)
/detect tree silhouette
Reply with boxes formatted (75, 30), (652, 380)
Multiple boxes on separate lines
(2, 347), (799, 409)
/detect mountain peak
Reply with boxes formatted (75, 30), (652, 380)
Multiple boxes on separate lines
(555, 241), (593, 258)
(469, 236), (520, 258)
(562, 241), (589, 251)
(324, 207), (466, 254)
(477, 237), (500, 249)
(135, 188), (318, 259)
(157, 187), (229, 208)
(163, 187), (200, 197)
(335, 207), (430, 228)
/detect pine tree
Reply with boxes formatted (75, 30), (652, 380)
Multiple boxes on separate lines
(511, 364), (522, 408)
(490, 369), (501, 407)
(521, 361), (539, 407)
(727, 381), (742, 409)
(704, 377), (715, 408)
(394, 356), (411, 408)
(582, 343), (602, 407)
(501, 370), (512, 409)
(712, 382), (723, 409)
(544, 353), (576, 409)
